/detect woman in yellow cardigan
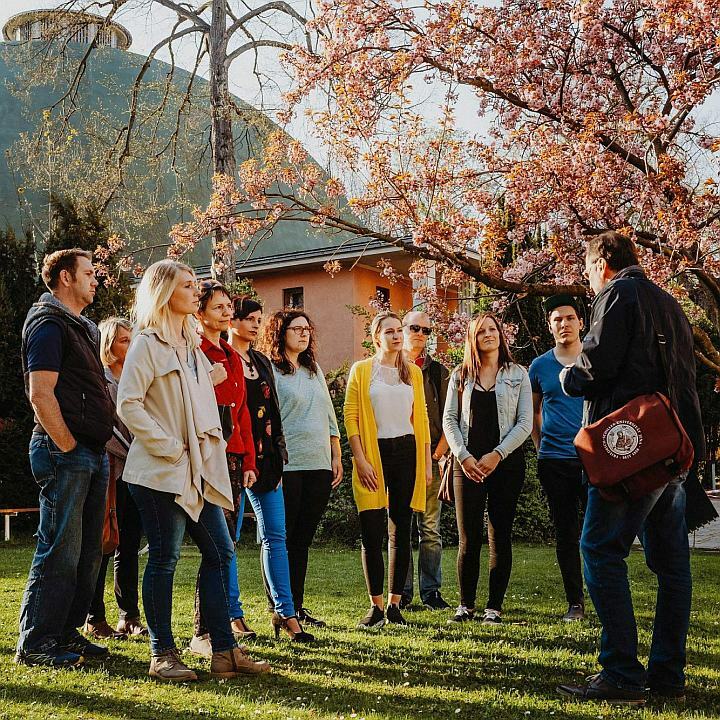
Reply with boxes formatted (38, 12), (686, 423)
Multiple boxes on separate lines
(344, 311), (431, 628)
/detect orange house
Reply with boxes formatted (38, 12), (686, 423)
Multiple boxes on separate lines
(197, 235), (464, 371)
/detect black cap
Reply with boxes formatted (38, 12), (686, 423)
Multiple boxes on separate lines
(544, 294), (581, 317)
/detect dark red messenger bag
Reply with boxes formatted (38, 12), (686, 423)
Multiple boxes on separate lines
(574, 392), (694, 502)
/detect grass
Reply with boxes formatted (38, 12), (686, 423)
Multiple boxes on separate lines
(0, 542), (718, 720)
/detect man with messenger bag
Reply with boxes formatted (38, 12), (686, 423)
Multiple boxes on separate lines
(556, 231), (717, 706)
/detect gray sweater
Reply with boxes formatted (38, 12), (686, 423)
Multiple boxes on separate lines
(271, 364), (340, 472)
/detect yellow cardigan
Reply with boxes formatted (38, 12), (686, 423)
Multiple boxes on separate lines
(343, 357), (431, 513)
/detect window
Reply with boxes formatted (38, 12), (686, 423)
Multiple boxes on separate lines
(375, 286), (390, 305)
(283, 287), (304, 309)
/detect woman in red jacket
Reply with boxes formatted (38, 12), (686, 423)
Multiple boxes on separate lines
(190, 280), (259, 656)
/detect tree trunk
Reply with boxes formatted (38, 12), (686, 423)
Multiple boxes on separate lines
(209, 0), (236, 284)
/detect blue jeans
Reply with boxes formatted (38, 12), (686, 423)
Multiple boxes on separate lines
(245, 485), (295, 618)
(581, 479), (691, 691)
(18, 434), (109, 653)
(404, 462), (443, 602)
(128, 484), (236, 655)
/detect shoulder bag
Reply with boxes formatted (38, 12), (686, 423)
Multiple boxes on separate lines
(437, 383), (463, 505)
(573, 284), (694, 502)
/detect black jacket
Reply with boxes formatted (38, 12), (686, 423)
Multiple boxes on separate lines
(247, 348), (287, 492)
(562, 266), (716, 529)
(21, 293), (115, 450)
(421, 354), (450, 447)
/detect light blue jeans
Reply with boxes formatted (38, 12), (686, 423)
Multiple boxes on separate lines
(243, 485), (295, 618)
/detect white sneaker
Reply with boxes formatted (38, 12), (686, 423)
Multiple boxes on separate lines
(480, 609), (502, 625)
(188, 633), (212, 658)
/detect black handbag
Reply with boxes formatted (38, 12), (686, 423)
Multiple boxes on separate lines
(218, 405), (234, 442)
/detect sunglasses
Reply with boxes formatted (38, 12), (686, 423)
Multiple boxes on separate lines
(404, 324), (432, 336)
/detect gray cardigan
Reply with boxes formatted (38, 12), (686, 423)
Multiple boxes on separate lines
(442, 363), (532, 464)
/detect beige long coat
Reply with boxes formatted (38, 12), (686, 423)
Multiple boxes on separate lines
(117, 327), (232, 521)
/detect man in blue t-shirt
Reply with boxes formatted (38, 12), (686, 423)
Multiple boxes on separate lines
(529, 295), (586, 621)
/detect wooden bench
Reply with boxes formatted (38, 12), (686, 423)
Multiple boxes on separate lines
(0, 508), (40, 541)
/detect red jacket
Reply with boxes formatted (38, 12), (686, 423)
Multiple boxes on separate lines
(200, 335), (257, 474)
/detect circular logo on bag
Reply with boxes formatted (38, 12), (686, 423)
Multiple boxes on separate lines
(602, 421), (643, 459)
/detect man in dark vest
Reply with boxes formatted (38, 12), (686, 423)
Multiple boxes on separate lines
(16, 248), (115, 667)
(557, 231), (716, 705)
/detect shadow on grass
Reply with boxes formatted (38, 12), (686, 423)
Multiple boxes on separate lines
(0, 672), (642, 720)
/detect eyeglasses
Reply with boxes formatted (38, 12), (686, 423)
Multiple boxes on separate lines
(404, 324), (432, 336)
(287, 326), (312, 336)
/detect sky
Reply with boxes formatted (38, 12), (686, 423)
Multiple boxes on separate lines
(0, 0), (481, 164)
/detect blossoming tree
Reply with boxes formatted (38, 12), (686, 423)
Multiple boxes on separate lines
(170, 0), (720, 375)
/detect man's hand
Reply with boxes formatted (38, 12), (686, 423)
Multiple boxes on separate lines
(209, 362), (228, 386)
(28, 370), (76, 452)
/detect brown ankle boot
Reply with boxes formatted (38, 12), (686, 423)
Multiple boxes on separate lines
(210, 645), (270, 678)
(149, 649), (198, 682)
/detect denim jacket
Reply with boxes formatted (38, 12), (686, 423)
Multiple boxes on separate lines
(442, 363), (532, 464)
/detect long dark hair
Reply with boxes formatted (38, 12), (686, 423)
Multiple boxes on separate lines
(458, 312), (514, 385)
(262, 309), (318, 376)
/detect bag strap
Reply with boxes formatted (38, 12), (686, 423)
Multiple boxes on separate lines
(636, 280), (676, 409)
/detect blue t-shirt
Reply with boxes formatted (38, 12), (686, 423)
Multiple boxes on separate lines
(528, 349), (583, 459)
(26, 320), (64, 373)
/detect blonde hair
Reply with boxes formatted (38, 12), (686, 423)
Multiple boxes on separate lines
(132, 260), (199, 348)
(458, 312), (514, 385)
(370, 311), (411, 385)
(99, 316), (132, 366)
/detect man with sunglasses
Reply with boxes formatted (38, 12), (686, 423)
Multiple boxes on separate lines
(400, 311), (451, 611)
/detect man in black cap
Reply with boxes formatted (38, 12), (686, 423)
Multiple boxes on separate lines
(528, 295), (586, 621)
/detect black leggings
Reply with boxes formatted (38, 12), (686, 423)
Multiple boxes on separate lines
(359, 435), (416, 597)
(454, 453), (524, 611)
(276, 468), (333, 611)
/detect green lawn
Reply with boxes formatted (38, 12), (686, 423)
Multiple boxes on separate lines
(0, 543), (718, 720)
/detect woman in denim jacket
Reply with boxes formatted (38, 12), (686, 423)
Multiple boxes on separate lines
(443, 313), (532, 625)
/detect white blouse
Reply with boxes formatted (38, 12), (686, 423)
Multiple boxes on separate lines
(369, 359), (414, 439)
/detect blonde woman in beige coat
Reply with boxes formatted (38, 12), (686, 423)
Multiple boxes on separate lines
(117, 260), (269, 682)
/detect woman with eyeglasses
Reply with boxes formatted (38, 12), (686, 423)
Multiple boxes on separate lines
(188, 281), (259, 657)
(443, 313), (532, 625)
(227, 296), (314, 642)
(117, 261), (269, 681)
(344, 311), (431, 629)
(260, 310), (343, 628)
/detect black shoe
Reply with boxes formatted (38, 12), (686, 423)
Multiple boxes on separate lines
(15, 640), (84, 668)
(398, 594), (412, 610)
(297, 607), (326, 628)
(423, 591), (451, 610)
(61, 631), (110, 659)
(562, 603), (585, 622)
(448, 606), (474, 623)
(648, 685), (686, 703)
(557, 673), (647, 706)
(385, 603), (408, 626)
(357, 605), (385, 629)
(271, 612), (315, 643)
